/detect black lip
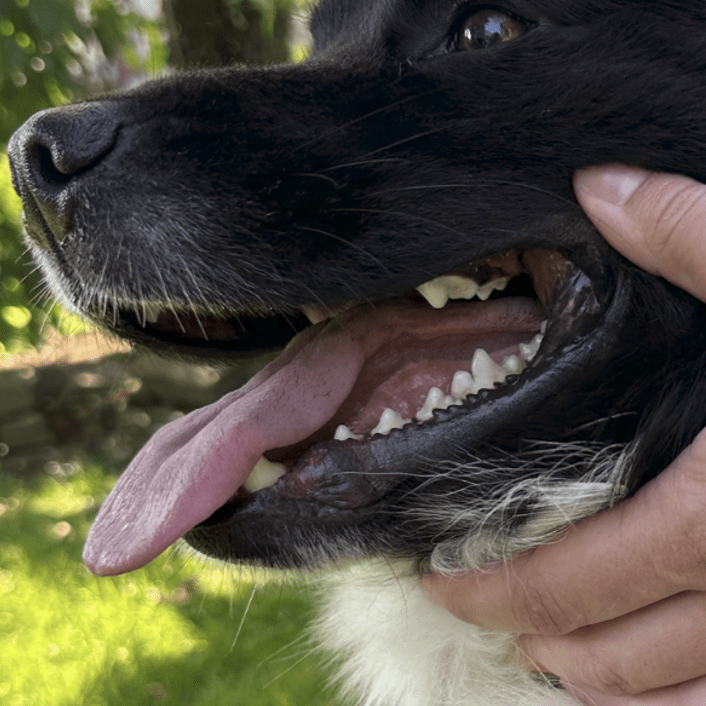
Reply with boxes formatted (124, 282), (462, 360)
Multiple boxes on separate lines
(182, 260), (625, 563)
(109, 307), (311, 359)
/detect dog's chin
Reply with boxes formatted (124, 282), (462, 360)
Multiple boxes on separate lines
(72, 242), (633, 574)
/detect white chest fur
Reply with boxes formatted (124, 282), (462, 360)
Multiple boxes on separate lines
(315, 560), (576, 706)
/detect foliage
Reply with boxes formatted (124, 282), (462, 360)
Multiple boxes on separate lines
(0, 0), (168, 352)
(0, 461), (339, 705)
(0, 0), (305, 353)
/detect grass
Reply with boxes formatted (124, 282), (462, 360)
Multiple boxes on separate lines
(0, 462), (342, 706)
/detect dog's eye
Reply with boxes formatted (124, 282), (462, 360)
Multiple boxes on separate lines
(455, 8), (531, 51)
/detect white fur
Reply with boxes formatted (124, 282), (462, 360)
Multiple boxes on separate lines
(316, 559), (577, 706)
(313, 448), (634, 706)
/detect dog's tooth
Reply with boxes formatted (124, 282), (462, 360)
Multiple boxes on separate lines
(540, 319), (548, 334)
(301, 301), (357, 325)
(476, 277), (510, 301)
(471, 348), (507, 390)
(417, 280), (449, 309)
(444, 275), (479, 300)
(143, 302), (162, 324)
(371, 408), (410, 436)
(300, 305), (328, 325)
(502, 354), (524, 375)
(451, 370), (474, 399)
(243, 456), (287, 493)
(334, 424), (364, 441)
(520, 333), (544, 363)
(417, 387), (446, 421)
(418, 274), (489, 308)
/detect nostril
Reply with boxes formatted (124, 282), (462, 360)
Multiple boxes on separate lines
(34, 142), (73, 187)
(23, 103), (120, 181)
(7, 101), (120, 246)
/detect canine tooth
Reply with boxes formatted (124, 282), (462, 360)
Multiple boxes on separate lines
(243, 456), (287, 493)
(371, 408), (410, 436)
(471, 348), (507, 390)
(451, 370), (474, 399)
(417, 387), (446, 422)
(476, 277), (510, 301)
(417, 280), (449, 309)
(520, 333), (544, 362)
(334, 424), (363, 441)
(502, 354), (525, 375)
(540, 319), (548, 334)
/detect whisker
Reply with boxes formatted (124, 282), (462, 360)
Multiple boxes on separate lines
(299, 226), (390, 273)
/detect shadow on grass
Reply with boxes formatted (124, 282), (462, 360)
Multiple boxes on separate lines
(0, 463), (343, 706)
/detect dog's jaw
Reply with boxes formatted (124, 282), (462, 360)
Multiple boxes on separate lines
(80, 242), (634, 576)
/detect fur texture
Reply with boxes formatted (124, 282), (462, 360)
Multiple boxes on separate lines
(319, 560), (576, 706)
(8, 1), (706, 704)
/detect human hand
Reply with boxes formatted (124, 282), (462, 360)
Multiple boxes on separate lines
(421, 166), (706, 705)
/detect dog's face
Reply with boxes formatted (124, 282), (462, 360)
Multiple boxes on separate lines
(7, 0), (706, 575)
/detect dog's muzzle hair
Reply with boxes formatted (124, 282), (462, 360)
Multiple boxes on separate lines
(8, 1), (706, 704)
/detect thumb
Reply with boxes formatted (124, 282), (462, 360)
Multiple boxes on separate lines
(574, 165), (706, 303)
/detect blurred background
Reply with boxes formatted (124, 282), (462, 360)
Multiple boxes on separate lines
(0, 2), (343, 704)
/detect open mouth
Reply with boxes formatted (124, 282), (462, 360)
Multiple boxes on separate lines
(83, 247), (614, 575)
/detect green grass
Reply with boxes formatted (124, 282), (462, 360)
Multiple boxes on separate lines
(0, 463), (341, 706)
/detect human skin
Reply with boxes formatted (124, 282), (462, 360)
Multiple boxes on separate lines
(421, 165), (706, 705)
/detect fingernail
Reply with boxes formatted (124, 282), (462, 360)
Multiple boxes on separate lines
(575, 165), (651, 206)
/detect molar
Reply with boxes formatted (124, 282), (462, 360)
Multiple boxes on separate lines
(476, 277), (510, 301)
(520, 333), (544, 362)
(502, 354), (524, 375)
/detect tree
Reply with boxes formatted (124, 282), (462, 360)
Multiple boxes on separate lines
(167, 0), (291, 68)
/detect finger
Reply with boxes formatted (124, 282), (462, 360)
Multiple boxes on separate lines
(519, 590), (706, 699)
(573, 166), (706, 302)
(421, 427), (706, 635)
(566, 674), (706, 706)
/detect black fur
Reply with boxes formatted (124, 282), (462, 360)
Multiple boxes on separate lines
(8, 0), (706, 572)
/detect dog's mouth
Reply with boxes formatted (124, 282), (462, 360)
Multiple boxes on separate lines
(83, 247), (619, 574)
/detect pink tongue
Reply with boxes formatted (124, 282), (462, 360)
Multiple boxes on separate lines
(83, 298), (542, 576)
(83, 322), (369, 576)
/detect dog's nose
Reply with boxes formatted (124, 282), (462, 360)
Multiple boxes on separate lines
(8, 103), (119, 247)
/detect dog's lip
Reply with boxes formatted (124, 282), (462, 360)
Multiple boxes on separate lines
(83, 294), (545, 575)
(193, 259), (608, 527)
(102, 248), (552, 358)
(82, 248), (616, 574)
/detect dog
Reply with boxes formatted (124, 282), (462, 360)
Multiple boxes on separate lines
(8, 1), (706, 704)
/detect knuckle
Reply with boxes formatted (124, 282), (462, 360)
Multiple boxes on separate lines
(580, 650), (642, 697)
(512, 579), (585, 636)
(651, 461), (706, 590)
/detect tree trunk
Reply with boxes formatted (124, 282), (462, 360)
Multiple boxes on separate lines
(165, 0), (291, 68)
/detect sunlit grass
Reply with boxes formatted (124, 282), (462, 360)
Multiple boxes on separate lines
(0, 463), (340, 706)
